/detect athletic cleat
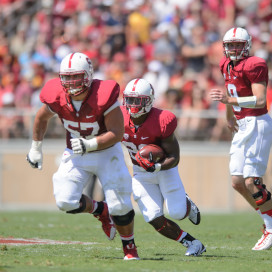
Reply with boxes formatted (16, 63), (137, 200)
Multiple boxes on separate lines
(186, 194), (201, 225)
(182, 239), (206, 256)
(252, 225), (272, 251)
(93, 202), (116, 240)
(123, 244), (140, 260)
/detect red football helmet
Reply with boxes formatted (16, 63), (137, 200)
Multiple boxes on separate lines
(223, 27), (252, 61)
(59, 52), (93, 96)
(123, 78), (154, 118)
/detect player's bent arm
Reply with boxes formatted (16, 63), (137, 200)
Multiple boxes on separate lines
(33, 104), (55, 141)
(160, 133), (180, 170)
(70, 107), (125, 154)
(226, 82), (267, 109)
(98, 106), (124, 149)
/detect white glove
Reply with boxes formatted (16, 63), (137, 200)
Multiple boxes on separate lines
(26, 140), (43, 170)
(70, 138), (98, 154)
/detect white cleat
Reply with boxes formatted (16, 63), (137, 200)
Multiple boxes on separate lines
(252, 225), (272, 251)
(183, 239), (206, 256)
(186, 194), (201, 225)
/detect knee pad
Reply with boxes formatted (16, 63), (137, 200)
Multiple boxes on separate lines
(252, 178), (271, 206)
(66, 196), (86, 214)
(56, 200), (78, 212)
(112, 210), (135, 226)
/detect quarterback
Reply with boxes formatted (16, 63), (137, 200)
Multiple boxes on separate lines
(121, 78), (206, 256)
(26, 52), (139, 260)
(210, 27), (272, 250)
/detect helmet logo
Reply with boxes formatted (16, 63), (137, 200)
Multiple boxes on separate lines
(151, 85), (154, 95)
(86, 57), (92, 68)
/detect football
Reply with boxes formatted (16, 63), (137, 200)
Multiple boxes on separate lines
(138, 144), (165, 163)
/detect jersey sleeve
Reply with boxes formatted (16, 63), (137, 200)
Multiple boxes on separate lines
(96, 80), (120, 113)
(244, 57), (268, 84)
(159, 110), (177, 138)
(40, 78), (62, 105)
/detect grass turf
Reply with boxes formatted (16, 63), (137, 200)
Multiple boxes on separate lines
(0, 211), (272, 272)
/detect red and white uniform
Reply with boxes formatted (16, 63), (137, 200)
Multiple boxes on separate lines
(40, 79), (133, 215)
(220, 56), (272, 178)
(220, 56), (268, 120)
(40, 78), (119, 148)
(121, 106), (187, 222)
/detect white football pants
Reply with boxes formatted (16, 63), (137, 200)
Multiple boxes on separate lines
(132, 165), (187, 222)
(53, 143), (133, 215)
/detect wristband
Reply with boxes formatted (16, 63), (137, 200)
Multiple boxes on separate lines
(237, 96), (256, 108)
(31, 140), (42, 151)
(154, 163), (161, 172)
(86, 137), (98, 152)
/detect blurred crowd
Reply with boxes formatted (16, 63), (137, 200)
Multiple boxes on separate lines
(0, 0), (272, 141)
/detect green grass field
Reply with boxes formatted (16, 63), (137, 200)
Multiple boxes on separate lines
(0, 210), (271, 272)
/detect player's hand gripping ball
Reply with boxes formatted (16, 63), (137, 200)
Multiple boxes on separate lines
(135, 144), (165, 172)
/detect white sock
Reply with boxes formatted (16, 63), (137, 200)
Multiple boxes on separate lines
(262, 214), (272, 232)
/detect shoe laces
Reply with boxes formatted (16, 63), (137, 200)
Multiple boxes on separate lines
(181, 238), (192, 248)
(191, 204), (197, 213)
(125, 243), (136, 250)
(262, 224), (267, 235)
(256, 224), (271, 244)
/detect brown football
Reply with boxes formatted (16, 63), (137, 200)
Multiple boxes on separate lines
(139, 144), (165, 163)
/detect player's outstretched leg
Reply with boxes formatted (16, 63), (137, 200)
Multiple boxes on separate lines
(93, 201), (116, 240)
(149, 215), (206, 256)
(186, 194), (201, 225)
(252, 225), (272, 250)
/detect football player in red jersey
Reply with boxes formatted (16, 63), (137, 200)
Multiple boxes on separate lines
(121, 78), (206, 256)
(26, 52), (139, 260)
(210, 27), (272, 250)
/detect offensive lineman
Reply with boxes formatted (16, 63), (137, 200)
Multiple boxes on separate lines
(121, 78), (206, 256)
(26, 52), (139, 260)
(210, 27), (272, 250)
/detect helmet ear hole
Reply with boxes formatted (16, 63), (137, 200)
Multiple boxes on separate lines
(123, 78), (154, 118)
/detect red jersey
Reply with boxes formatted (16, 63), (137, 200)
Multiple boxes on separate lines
(40, 78), (120, 149)
(220, 56), (268, 120)
(121, 106), (177, 165)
